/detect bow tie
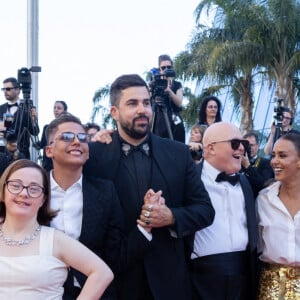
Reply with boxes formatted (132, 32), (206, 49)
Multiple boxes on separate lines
(215, 172), (240, 186)
(8, 103), (18, 108)
(121, 142), (150, 156)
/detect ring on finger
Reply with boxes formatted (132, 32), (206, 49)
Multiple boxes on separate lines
(144, 211), (151, 218)
(147, 204), (153, 212)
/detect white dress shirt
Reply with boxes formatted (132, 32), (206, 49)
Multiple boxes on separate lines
(49, 171), (83, 240)
(192, 160), (248, 258)
(257, 181), (300, 266)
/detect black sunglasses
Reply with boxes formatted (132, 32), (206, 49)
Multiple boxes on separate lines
(1, 87), (17, 92)
(211, 139), (249, 150)
(50, 132), (90, 144)
(160, 65), (173, 71)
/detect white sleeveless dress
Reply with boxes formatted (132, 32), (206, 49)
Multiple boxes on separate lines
(0, 226), (68, 299)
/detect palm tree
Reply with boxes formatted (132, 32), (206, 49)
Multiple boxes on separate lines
(175, 0), (266, 132)
(175, 0), (300, 132)
(254, 0), (300, 109)
(90, 84), (116, 129)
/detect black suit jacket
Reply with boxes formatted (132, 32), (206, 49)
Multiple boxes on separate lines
(83, 132), (214, 300)
(242, 156), (274, 196)
(62, 176), (150, 300)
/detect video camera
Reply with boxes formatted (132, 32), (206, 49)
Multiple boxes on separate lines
(18, 66), (41, 102)
(149, 67), (176, 102)
(273, 97), (286, 125)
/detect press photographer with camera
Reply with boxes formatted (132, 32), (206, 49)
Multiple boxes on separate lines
(0, 78), (20, 135)
(264, 100), (299, 156)
(150, 54), (185, 143)
(0, 133), (26, 176)
(0, 74), (39, 159)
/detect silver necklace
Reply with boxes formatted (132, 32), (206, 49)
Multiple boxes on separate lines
(0, 225), (41, 246)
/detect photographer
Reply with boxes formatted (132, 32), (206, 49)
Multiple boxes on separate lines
(188, 124), (206, 163)
(241, 131), (274, 196)
(0, 133), (26, 176)
(0, 76), (39, 159)
(151, 54), (185, 143)
(264, 106), (299, 156)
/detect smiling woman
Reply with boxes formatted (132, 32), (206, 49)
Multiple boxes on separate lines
(0, 159), (113, 298)
(257, 132), (300, 299)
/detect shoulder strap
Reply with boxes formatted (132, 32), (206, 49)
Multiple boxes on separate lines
(39, 226), (54, 255)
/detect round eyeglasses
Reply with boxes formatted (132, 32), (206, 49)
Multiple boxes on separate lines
(5, 180), (44, 198)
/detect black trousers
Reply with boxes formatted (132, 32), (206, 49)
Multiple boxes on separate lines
(189, 251), (252, 300)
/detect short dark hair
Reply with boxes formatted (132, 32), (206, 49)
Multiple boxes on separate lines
(198, 96), (222, 124)
(45, 113), (83, 144)
(278, 132), (300, 156)
(84, 122), (100, 132)
(3, 77), (19, 88)
(158, 54), (173, 66)
(0, 159), (57, 225)
(110, 74), (149, 107)
(243, 131), (259, 144)
(55, 100), (68, 111)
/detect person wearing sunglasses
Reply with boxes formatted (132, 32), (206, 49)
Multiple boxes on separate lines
(40, 100), (68, 171)
(45, 113), (152, 299)
(0, 77), (39, 159)
(187, 121), (258, 300)
(152, 54), (185, 143)
(0, 77), (20, 136)
(0, 159), (113, 299)
(198, 95), (222, 127)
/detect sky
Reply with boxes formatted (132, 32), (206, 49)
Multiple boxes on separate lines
(0, 0), (201, 134)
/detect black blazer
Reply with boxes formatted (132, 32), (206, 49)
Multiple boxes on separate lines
(83, 132), (215, 300)
(62, 175), (150, 300)
(242, 156), (274, 196)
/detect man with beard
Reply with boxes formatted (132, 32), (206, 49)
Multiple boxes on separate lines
(83, 74), (214, 300)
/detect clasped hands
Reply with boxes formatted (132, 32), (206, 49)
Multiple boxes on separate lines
(137, 189), (175, 232)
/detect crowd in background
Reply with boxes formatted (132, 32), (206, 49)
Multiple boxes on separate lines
(0, 55), (300, 299)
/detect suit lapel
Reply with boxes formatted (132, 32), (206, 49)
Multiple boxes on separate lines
(239, 175), (258, 251)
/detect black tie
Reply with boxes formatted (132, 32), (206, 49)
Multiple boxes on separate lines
(8, 103), (18, 108)
(215, 172), (240, 186)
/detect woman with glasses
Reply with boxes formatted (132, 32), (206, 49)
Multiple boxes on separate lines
(0, 159), (113, 299)
(257, 133), (300, 299)
(198, 95), (222, 126)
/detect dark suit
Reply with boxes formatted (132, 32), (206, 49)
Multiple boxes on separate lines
(187, 161), (258, 300)
(83, 132), (214, 300)
(60, 175), (150, 300)
(0, 101), (39, 158)
(242, 156), (274, 196)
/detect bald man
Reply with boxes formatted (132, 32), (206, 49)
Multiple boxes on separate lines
(187, 122), (258, 300)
